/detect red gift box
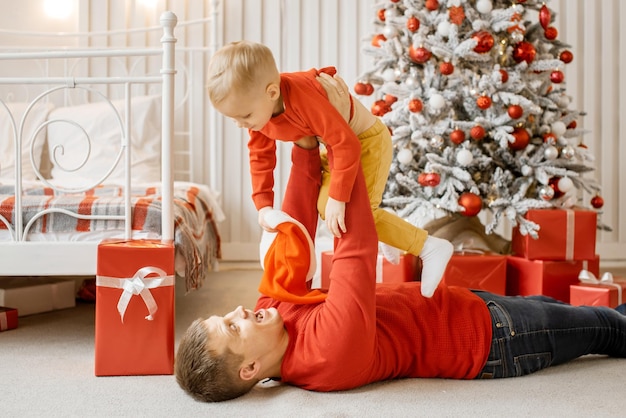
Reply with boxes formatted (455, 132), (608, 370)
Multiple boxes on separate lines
(511, 208), (596, 261)
(320, 251), (421, 290)
(506, 255), (600, 303)
(570, 272), (626, 308)
(441, 253), (507, 295)
(0, 306), (18, 332)
(95, 239), (175, 376)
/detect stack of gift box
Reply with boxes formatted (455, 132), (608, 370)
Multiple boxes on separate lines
(507, 207), (600, 303)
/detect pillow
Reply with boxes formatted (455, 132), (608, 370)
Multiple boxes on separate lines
(0, 101), (55, 180)
(46, 95), (161, 187)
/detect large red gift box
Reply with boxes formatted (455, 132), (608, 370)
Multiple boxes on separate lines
(511, 208), (596, 261)
(506, 255), (599, 303)
(320, 251), (421, 290)
(441, 253), (507, 295)
(0, 306), (18, 332)
(570, 272), (626, 308)
(95, 239), (175, 376)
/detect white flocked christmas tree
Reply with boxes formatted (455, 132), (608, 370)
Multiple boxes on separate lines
(355, 0), (606, 242)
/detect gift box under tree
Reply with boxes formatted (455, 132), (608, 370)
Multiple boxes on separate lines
(570, 271), (626, 308)
(441, 252), (507, 295)
(511, 207), (596, 261)
(320, 251), (421, 290)
(506, 255), (599, 303)
(95, 239), (175, 376)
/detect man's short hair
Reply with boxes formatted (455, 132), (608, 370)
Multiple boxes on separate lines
(206, 40), (279, 105)
(175, 318), (256, 402)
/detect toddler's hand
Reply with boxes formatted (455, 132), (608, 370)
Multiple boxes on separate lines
(325, 197), (347, 238)
(258, 206), (277, 232)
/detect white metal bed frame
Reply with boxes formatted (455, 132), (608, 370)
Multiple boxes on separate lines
(0, 6), (221, 276)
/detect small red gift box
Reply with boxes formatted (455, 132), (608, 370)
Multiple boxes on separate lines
(441, 253), (507, 295)
(570, 271), (626, 308)
(0, 306), (18, 332)
(506, 255), (600, 303)
(320, 251), (421, 290)
(511, 208), (597, 261)
(95, 239), (175, 376)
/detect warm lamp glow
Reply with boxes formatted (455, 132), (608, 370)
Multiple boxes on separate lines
(43, 0), (74, 19)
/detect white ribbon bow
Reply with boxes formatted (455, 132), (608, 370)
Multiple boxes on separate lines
(578, 270), (621, 305)
(97, 267), (174, 323)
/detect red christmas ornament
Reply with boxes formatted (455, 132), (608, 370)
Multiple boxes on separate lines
(424, 172), (441, 187)
(544, 26), (558, 40)
(543, 132), (557, 144)
(407, 16), (420, 32)
(590, 195), (604, 209)
(450, 129), (466, 144)
(372, 34), (387, 47)
(409, 45), (432, 63)
(354, 82), (374, 96)
(458, 192), (482, 217)
(425, 0), (439, 11)
(548, 176), (564, 198)
(499, 69), (509, 83)
(539, 4), (551, 30)
(567, 120), (577, 129)
(508, 104), (523, 119)
(371, 100), (391, 116)
(377, 8), (386, 22)
(550, 70), (564, 84)
(408, 98), (423, 113)
(560, 50), (574, 63)
(509, 126), (530, 150)
(417, 172), (428, 186)
(513, 41), (537, 64)
(476, 95), (492, 110)
(472, 31), (495, 53)
(384, 94), (398, 105)
(440, 61), (454, 75)
(470, 125), (486, 141)
(448, 6), (465, 25)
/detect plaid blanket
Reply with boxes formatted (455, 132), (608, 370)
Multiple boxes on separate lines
(0, 183), (222, 290)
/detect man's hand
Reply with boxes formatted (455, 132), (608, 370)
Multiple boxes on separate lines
(325, 197), (347, 238)
(317, 72), (351, 123)
(258, 206), (277, 232)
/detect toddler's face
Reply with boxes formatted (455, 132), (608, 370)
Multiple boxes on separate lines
(215, 86), (279, 131)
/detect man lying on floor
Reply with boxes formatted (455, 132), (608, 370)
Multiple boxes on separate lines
(175, 140), (626, 402)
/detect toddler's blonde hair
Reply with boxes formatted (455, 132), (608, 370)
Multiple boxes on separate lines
(206, 40), (279, 105)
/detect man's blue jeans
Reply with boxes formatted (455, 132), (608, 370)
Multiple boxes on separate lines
(472, 291), (626, 379)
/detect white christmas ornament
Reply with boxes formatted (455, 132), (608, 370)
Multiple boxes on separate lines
(476, 0), (493, 14)
(456, 149), (473, 166)
(551, 121), (567, 137)
(430, 93), (445, 110)
(521, 165), (533, 176)
(561, 145), (575, 159)
(396, 148), (413, 165)
(544, 145), (558, 160)
(557, 177), (574, 193)
(383, 25), (399, 39)
(437, 21), (451, 37)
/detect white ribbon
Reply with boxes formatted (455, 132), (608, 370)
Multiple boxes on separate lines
(565, 209), (575, 260)
(96, 267), (174, 323)
(578, 270), (622, 305)
(0, 312), (7, 330)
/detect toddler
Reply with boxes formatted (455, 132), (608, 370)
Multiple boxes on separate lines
(206, 40), (452, 296)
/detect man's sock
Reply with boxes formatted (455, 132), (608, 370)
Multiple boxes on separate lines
(419, 236), (453, 297)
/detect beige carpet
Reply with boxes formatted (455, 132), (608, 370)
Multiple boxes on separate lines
(2, 265), (625, 417)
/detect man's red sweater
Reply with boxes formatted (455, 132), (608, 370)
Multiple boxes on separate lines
(255, 146), (492, 391)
